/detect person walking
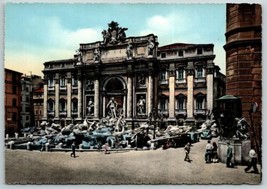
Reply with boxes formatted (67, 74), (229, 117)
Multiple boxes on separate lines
(70, 142), (76, 158)
(226, 142), (233, 168)
(205, 140), (213, 163)
(184, 142), (191, 162)
(244, 147), (259, 174)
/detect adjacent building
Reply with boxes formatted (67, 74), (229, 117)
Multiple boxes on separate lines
(21, 74), (43, 128)
(5, 68), (22, 135)
(224, 4), (262, 159)
(42, 21), (225, 128)
(32, 87), (44, 127)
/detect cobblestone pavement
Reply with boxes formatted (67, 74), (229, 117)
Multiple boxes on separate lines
(5, 138), (262, 185)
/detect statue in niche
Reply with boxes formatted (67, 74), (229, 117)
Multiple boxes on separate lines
(137, 96), (146, 115)
(126, 43), (133, 60)
(137, 74), (145, 86)
(87, 98), (94, 115)
(147, 37), (155, 56)
(93, 48), (100, 62)
(106, 97), (118, 118)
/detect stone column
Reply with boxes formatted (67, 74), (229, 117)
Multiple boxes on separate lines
(147, 74), (153, 115)
(78, 78), (82, 119)
(54, 77), (59, 119)
(206, 63), (214, 112)
(186, 63), (194, 120)
(67, 77), (72, 118)
(168, 67), (176, 121)
(94, 79), (100, 119)
(43, 83), (48, 119)
(127, 76), (132, 118)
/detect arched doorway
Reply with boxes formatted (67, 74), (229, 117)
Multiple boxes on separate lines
(102, 77), (126, 117)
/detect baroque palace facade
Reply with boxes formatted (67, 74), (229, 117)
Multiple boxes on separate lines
(42, 22), (225, 127)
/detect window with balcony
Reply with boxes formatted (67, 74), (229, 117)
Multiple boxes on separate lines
(158, 97), (168, 114)
(72, 99), (78, 112)
(47, 99), (54, 111)
(59, 99), (66, 112)
(194, 93), (206, 115)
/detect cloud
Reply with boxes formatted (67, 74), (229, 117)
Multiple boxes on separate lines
(5, 16), (103, 76)
(140, 13), (193, 45)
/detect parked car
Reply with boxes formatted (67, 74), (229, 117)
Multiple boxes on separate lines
(187, 132), (200, 143)
(201, 129), (212, 140)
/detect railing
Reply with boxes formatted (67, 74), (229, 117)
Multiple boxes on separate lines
(159, 80), (168, 85)
(175, 109), (187, 116)
(48, 86), (55, 91)
(47, 111), (55, 116)
(175, 79), (186, 84)
(194, 109), (206, 115)
(59, 111), (67, 116)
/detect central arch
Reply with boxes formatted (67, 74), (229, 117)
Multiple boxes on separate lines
(102, 76), (127, 117)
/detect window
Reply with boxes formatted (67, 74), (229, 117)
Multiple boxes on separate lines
(159, 71), (168, 83)
(12, 98), (17, 106)
(176, 68), (184, 80)
(12, 86), (17, 94)
(196, 99), (204, 110)
(159, 98), (168, 110)
(196, 66), (204, 78)
(48, 100), (54, 111)
(60, 77), (65, 87)
(72, 99), (78, 112)
(176, 95), (185, 110)
(197, 48), (203, 55)
(161, 53), (166, 58)
(195, 93), (205, 110)
(60, 99), (66, 111)
(72, 76), (78, 86)
(48, 78), (54, 87)
(178, 51), (183, 57)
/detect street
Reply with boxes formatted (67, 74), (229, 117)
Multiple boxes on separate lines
(5, 138), (261, 184)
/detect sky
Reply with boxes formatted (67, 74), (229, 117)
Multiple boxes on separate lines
(4, 3), (226, 76)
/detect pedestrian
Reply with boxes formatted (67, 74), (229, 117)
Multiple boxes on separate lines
(205, 140), (213, 163)
(104, 142), (110, 154)
(184, 142), (191, 162)
(70, 142), (76, 158)
(226, 142), (233, 168)
(244, 147), (259, 174)
(212, 142), (219, 163)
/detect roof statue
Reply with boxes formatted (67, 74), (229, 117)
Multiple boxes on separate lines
(101, 21), (128, 46)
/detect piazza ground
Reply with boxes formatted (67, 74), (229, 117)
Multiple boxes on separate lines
(5, 138), (261, 185)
